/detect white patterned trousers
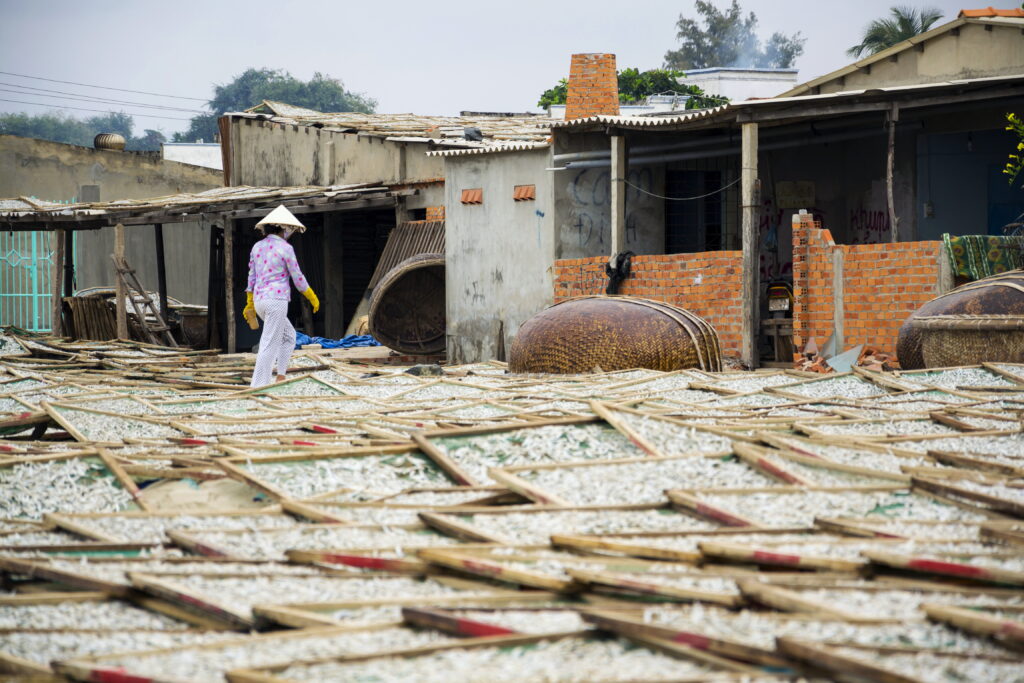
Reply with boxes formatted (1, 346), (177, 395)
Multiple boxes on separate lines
(250, 298), (296, 388)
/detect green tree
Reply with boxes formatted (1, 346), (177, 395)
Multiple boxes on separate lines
(174, 68), (377, 142)
(847, 6), (944, 58)
(537, 68), (727, 109)
(664, 0), (805, 70)
(0, 110), (166, 151)
(1005, 113), (1024, 187)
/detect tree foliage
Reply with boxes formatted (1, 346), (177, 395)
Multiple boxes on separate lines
(537, 67), (727, 109)
(664, 0), (805, 70)
(0, 110), (166, 151)
(847, 5), (944, 58)
(174, 68), (377, 142)
(1005, 113), (1024, 188)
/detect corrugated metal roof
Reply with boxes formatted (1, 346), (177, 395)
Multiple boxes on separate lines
(0, 183), (399, 224)
(231, 100), (552, 145)
(427, 142), (550, 158)
(959, 7), (1024, 17)
(550, 75), (1024, 132)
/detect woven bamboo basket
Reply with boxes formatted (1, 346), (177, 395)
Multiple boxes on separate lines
(508, 295), (722, 374)
(368, 253), (446, 355)
(897, 269), (1024, 369)
(912, 314), (1024, 367)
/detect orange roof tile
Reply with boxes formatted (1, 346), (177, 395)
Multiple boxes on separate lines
(958, 7), (1024, 17)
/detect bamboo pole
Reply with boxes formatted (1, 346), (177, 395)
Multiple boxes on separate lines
(609, 134), (627, 265)
(887, 103), (899, 242)
(113, 223), (128, 340)
(50, 229), (65, 336)
(225, 219), (236, 353)
(741, 122), (759, 369)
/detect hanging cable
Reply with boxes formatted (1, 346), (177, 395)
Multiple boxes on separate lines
(614, 176), (741, 201)
(0, 86), (207, 113)
(0, 71), (207, 101)
(0, 97), (194, 121)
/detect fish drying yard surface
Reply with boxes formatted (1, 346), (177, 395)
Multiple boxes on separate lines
(1, 329), (1024, 681)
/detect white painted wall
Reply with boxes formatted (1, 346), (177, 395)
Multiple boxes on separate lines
(680, 68), (799, 102)
(161, 143), (223, 170)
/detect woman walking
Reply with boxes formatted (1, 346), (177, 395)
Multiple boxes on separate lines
(242, 205), (320, 388)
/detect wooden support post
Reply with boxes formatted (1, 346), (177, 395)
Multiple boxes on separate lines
(224, 219), (236, 354)
(62, 229), (74, 297)
(609, 134), (627, 265)
(50, 230), (65, 336)
(114, 223), (128, 340)
(886, 103), (899, 243)
(154, 224), (168, 321)
(741, 123), (760, 370)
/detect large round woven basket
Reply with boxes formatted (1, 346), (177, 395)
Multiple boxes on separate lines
(368, 253), (445, 355)
(912, 314), (1024, 367)
(508, 295), (722, 374)
(897, 269), (1024, 370)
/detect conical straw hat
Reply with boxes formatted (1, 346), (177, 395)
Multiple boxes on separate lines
(255, 205), (306, 232)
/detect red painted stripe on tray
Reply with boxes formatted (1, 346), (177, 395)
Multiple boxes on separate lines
(178, 438), (207, 445)
(752, 550), (802, 565)
(310, 425), (337, 434)
(998, 621), (1024, 639)
(756, 457), (803, 484)
(906, 558), (988, 578)
(672, 631), (712, 649)
(695, 503), (751, 527)
(90, 667), (154, 683)
(455, 618), (517, 637)
(190, 542), (229, 558)
(292, 440), (317, 446)
(320, 554), (396, 570)
(461, 559), (503, 576)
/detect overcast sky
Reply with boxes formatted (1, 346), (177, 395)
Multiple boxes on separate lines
(0, 0), (986, 137)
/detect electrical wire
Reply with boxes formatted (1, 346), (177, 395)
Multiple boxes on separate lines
(616, 176), (741, 201)
(0, 83), (208, 114)
(0, 70), (207, 101)
(0, 97), (195, 121)
(0, 86), (208, 114)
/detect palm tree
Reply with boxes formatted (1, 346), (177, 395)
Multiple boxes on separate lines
(847, 6), (944, 58)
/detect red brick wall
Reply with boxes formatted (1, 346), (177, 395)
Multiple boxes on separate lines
(792, 214), (944, 355)
(425, 206), (445, 221)
(553, 252), (745, 355)
(565, 53), (620, 120)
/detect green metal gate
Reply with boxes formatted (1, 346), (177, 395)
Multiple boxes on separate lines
(0, 230), (55, 331)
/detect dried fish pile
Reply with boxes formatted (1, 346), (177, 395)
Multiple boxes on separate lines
(1, 331), (1023, 679)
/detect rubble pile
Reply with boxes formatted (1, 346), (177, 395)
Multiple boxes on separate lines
(1, 328), (1022, 681)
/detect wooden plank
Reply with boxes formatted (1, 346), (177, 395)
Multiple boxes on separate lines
(50, 229), (65, 336)
(225, 218), (235, 354)
(154, 223), (169, 321)
(740, 122), (759, 370)
(113, 223), (127, 339)
(886, 103), (899, 242)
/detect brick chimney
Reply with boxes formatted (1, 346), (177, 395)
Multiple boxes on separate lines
(564, 53), (620, 120)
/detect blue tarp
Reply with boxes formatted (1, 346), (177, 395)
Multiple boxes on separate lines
(294, 332), (381, 350)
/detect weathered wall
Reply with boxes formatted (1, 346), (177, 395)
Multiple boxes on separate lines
(0, 135), (221, 201)
(553, 252), (745, 356)
(231, 118), (443, 188)
(792, 213), (948, 356)
(445, 148), (554, 363)
(0, 135), (222, 307)
(813, 21), (1024, 94)
(74, 222), (211, 306)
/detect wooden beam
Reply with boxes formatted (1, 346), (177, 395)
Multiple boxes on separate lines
(62, 229), (74, 297)
(225, 219), (236, 354)
(50, 230), (65, 336)
(113, 223), (128, 340)
(609, 134), (627, 264)
(741, 122), (759, 370)
(154, 224), (169, 321)
(886, 103), (899, 242)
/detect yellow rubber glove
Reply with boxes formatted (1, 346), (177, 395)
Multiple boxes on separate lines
(242, 291), (258, 330)
(302, 286), (320, 314)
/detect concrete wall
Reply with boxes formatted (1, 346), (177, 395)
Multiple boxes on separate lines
(552, 132), (665, 261)
(444, 148), (554, 363)
(74, 222), (211, 306)
(162, 143), (222, 170)
(813, 21), (1024, 94)
(680, 68), (798, 101)
(0, 135), (221, 202)
(230, 118), (444, 187)
(0, 135), (222, 307)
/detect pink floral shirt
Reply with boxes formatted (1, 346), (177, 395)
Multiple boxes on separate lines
(246, 235), (309, 301)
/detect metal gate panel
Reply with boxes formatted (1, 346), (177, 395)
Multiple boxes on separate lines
(0, 230), (55, 331)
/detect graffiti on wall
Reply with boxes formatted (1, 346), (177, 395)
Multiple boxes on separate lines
(567, 168), (655, 249)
